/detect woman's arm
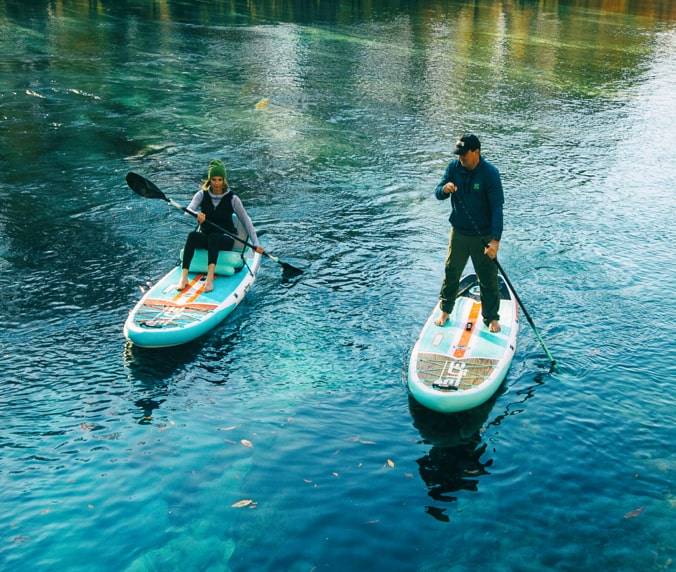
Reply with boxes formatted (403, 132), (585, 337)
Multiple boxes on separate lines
(231, 195), (260, 247)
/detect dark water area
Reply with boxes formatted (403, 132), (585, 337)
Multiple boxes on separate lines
(1, 1), (675, 570)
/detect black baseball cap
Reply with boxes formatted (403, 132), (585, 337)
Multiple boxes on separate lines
(453, 134), (481, 155)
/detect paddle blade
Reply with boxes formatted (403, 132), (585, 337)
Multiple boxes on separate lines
(126, 172), (168, 201)
(278, 260), (303, 281)
(282, 265), (304, 283)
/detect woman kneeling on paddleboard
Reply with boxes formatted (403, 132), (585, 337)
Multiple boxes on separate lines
(177, 159), (263, 292)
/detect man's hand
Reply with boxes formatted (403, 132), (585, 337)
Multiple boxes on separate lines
(443, 182), (457, 195)
(484, 240), (499, 260)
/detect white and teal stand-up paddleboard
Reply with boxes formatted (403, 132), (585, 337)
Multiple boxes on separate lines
(125, 215), (261, 348)
(125, 249), (260, 348)
(408, 274), (518, 413)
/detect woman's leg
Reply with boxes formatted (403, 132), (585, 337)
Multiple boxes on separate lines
(204, 234), (235, 292)
(178, 231), (208, 289)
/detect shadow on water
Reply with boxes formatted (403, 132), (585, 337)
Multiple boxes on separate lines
(122, 329), (241, 422)
(409, 372), (547, 522)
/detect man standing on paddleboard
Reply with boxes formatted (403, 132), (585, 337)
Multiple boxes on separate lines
(434, 133), (504, 333)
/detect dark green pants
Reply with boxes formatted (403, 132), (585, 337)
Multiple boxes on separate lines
(439, 230), (500, 324)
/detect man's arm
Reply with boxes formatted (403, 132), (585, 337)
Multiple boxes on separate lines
(434, 163), (454, 200)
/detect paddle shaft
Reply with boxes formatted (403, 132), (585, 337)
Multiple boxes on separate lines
(165, 198), (285, 266)
(125, 171), (303, 276)
(450, 189), (556, 368)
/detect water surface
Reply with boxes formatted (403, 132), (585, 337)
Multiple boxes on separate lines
(1, 1), (675, 570)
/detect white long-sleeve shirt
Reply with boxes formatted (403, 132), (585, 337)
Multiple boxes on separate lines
(186, 190), (260, 248)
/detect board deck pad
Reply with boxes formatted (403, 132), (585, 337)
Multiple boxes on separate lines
(416, 354), (499, 391)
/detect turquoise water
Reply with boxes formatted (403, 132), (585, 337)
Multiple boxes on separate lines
(1, 1), (675, 570)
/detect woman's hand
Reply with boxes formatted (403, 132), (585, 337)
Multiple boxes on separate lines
(254, 246), (265, 254)
(197, 212), (206, 224)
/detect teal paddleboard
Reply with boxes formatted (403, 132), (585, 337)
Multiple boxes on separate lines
(124, 250), (261, 348)
(408, 274), (518, 413)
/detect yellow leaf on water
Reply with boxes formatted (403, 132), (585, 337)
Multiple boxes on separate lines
(386, 459), (395, 468)
(623, 507), (644, 519)
(255, 98), (270, 110)
(240, 439), (253, 448)
(231, 499), (254, 508)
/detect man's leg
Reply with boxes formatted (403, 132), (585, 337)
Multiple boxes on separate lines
(437, 230), (471, 326)
(470, 235), (500, 332)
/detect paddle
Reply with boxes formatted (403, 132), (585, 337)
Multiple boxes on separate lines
(125, 172), (304, 278)
(451, 190), (556, 371)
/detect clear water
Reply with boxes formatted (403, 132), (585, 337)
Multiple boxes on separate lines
(1, 1), (675, 570)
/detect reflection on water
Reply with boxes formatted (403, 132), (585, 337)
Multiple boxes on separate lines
(409, 395), (496, 520)
(410, 371), (547, 522)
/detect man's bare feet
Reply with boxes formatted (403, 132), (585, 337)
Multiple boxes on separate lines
(488, 320), (501, 333)
(435, 311), (450, 327)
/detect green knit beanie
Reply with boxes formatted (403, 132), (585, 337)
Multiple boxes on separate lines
(207, 159), (226, 180)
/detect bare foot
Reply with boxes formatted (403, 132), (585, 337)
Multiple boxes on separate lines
(203, 281), (214, 293)
(488, 320), (501, 333)
(176, 280), (188, 291)
(435, 311), (450, 327)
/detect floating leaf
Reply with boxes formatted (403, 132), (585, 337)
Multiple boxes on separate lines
(232, 499), (254, 508)
(623, 507), (644, 519)
(386, 459), (395, 468)
(332, 472), (339, 477)
(303, 479), (313, 484)
(219, 426), (237, 432)
(240, 439), (253, 448)
(255, 98), (270, 110)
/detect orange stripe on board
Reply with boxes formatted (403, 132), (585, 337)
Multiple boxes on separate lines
(144, 299), (218, 311)
(453, 302), (481, 358)
(185, 283), (207, 304)
(172, 274), (203, 302)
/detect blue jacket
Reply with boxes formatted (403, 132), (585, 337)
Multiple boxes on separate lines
(434, 157), (504, 240)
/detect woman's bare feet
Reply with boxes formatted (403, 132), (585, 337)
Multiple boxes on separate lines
(176, 269), (190, 291)
(203, 280), (214, 293)
(435, 311), (450, 327)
